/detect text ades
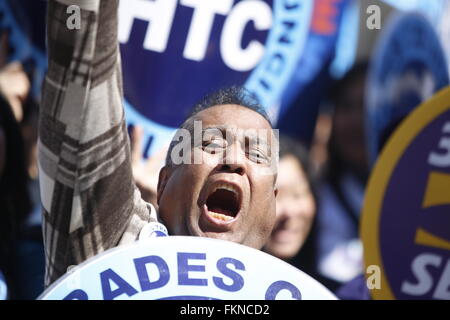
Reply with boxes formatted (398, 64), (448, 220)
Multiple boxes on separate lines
(64, 252), (303, 300)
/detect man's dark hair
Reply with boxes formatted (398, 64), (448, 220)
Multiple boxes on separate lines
(165, 86), (272, 166)
(188, 86), (271, 125)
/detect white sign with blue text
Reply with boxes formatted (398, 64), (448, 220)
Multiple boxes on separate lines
(39, 236), (336, 300)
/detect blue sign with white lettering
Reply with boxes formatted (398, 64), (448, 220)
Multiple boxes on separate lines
(118, 0), (313, 157)
(277, 0), (349, 145)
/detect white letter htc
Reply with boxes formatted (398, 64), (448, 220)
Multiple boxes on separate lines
(118, 0), (177, 52)
(180, 0), (233, 61)
(221, 0), (272, 72)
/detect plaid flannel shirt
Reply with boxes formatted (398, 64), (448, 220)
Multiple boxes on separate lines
(39, 0), (157, 287)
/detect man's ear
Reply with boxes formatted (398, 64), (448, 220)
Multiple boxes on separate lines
(157, 166), (171, 205)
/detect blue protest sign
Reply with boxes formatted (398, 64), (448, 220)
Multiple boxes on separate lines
(365, 12), (449, 165)
(118, 0), (313, 157)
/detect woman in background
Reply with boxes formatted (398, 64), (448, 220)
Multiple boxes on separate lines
(264, 135), (321, 280)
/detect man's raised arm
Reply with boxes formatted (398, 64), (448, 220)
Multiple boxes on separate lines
(39, 0), (156, 286)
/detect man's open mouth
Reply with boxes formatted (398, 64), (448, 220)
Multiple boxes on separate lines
(204, 183), (242, 222)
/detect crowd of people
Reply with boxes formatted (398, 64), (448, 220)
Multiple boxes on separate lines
(0, 0), (423, 300)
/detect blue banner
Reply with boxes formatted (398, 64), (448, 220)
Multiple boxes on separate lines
(118, 0), (318, 157)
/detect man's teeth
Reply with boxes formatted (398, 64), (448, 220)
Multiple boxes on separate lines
(213, 183), (238, 195)
(208, 210), (234, 221)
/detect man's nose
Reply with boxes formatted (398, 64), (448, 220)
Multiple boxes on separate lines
(217, 143), (246, 175)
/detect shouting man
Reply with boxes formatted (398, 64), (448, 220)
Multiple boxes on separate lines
(39, 0), (278, 286)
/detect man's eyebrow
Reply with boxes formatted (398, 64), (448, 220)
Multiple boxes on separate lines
(245, 132), (271, 148)
(202, 125), (229, 132)
(199, 125), (275, 149)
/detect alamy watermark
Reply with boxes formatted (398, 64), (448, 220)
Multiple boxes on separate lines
(366, 264), (381, 290)
(66, 3), (382, 31)
(66, 5), (81, 30)
(366, 4), (381, 30)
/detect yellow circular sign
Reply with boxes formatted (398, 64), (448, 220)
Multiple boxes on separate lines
(361, 86), (450, 300)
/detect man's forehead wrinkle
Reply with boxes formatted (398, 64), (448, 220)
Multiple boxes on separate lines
(185, 105), (278, 151)
(203, 125), (230, 131)
(246, 135), (270, 150)
(244, 129), (268, 140)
